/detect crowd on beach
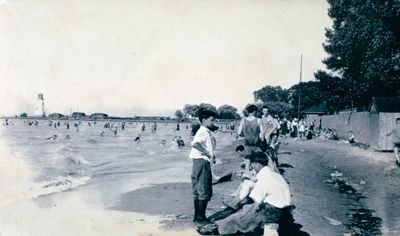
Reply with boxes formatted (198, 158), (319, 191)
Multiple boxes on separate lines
(189, 105), (400, 235)
(189, 105), (297, 236)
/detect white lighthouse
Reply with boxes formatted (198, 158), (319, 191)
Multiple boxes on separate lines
(34, 93), (46, 117)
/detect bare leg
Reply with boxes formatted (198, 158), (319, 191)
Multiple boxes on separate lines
(244, 159), (251, 171)
(394, 147), (400, 165)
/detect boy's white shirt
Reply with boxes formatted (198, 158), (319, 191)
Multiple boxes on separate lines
(189, 125), (215, 162)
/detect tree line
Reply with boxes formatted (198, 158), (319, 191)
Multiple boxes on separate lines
(176, 103), (240, 121)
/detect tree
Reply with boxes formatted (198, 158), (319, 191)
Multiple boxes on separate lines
(182, 103), (218, 118)
(183, 104), (199, 118)
(175, 110), (184, 120)
(288, 81), (327, 115)
(253, 85), (289, 103)
(263, 101), (294, 118)
(19, 112), (28, 118)
(315, 0), (400, 110)
(217, 104), (240, 120)
(198, 103), (218, 115)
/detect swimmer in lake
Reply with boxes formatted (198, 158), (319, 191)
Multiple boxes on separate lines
(46, 135), (58, 140)
(134, 134), (141, 143)
(161, 139), (166, 145)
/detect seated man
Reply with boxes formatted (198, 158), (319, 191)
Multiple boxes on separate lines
(199, 152), (292, 235)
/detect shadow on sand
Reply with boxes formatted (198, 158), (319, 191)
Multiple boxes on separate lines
(111, 182), (194, 230)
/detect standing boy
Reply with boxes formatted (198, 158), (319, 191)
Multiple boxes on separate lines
(190, 108), (217, 224)
(387, 117), (400, 167)
(237, 104), (264, 171)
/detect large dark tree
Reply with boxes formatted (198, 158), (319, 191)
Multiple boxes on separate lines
(183, 104), (199, 117)
(253, 85), (294, 118)
(182, 103), (218, 118)
(217, 105), (240, 120)
(289, 81), (327, 114)
(253, 85), (289, 103)
(315, 0), (400, 110)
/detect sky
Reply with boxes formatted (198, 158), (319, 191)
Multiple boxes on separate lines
(0, 0), (332, 117)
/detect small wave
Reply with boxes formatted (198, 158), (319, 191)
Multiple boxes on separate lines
(91, 161), (112, 168)
(42, 175), (90, 190)
(68, 155), (90, 165)
(87, 138), (98, 144)
(57, 147), (90, 165)
(0, 175), (90, 208)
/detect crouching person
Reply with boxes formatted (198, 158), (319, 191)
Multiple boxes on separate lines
(199, 153), (292, 235)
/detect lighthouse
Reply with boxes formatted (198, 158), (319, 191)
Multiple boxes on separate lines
(35, 93), (46, 117)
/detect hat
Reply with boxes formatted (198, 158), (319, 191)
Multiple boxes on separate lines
(249, 152), (269, 166)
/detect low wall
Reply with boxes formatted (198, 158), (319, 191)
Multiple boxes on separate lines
(315, 112), (371, 145)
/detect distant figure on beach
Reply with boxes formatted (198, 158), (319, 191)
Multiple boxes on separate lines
(260, 105), (279, 151)
(189, 108), (217, 225)
(66, 123), (70, 129)
(298, 119), (306, 140)
(386, 117), (400, 167)
(237, 104), (263, 171)
(176, 123), (180, 131)
(65, 135), (71, 140)
(46, 135), (58, 140)
(100, 131), (105, 136)
(161, 139), (166, 145)
(290, 118), (298, 138)
(280, 118), (288, 136)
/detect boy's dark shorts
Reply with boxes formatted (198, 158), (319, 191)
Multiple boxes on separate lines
(393, 142), (400, 148)
(191, 158), (212, 200)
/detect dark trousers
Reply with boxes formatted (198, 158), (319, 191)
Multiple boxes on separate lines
(191, 159), (212, 201)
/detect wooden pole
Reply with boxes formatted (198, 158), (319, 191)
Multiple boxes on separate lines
(297, 55), (303, 119)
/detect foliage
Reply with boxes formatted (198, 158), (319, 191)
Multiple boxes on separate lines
(288, 81), (327, 114)
(19, 112), (28, 118)
(182, 103), (219, 118)
(263, 101), (294, 118)
(175, 110), (184, 119)
(315, 0), (400, 110)
(183, 104), (199, 117)
(217, 104), (240, 120)
(253, 85), (289, 103)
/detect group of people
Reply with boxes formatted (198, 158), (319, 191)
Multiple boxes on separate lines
(189, 106), (292, 235)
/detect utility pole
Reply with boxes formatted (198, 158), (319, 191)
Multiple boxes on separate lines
(297, 55), (303, 119)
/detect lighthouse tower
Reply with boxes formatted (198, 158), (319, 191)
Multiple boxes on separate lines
(35, 93), (46, 117)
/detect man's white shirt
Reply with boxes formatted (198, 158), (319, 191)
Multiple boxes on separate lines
(249, 166), (291, 209)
